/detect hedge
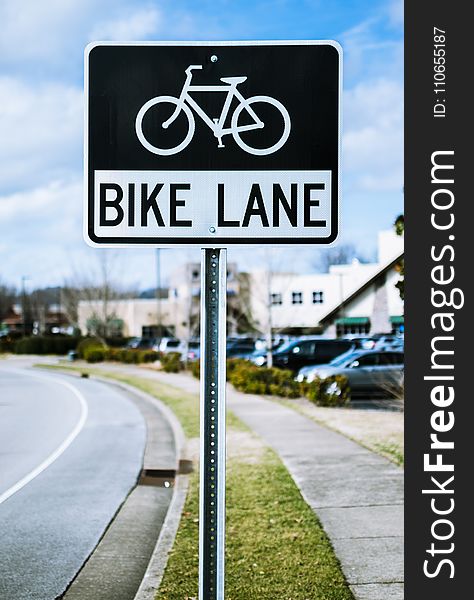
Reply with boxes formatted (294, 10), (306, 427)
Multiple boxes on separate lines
(83, 346), (160, 364)
(189, 359), (200, 379)
(160, 352), (183, 373)
(191, 358), (349, 405)
(303, 375), (350, 407)
(77, 337), (105, 358)
(84, 347), (105, 363)
(228, 360), (300, 398)
(14, 336), (81, 355)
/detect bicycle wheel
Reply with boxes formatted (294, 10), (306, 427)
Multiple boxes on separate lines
(231, 95), (291, 156)
(135, 96), (195, 156)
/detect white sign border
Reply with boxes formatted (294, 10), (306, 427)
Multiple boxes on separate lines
(84, 40), (342, 248)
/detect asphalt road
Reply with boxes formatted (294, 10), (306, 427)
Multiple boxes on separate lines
(0, 366), (146, 600)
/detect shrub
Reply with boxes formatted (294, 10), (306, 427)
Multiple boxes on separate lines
(228, 361), (300, 398)
(161, 351), (183, 373)
(77, 337), (105, 359)
(138, 350), (160, 363)
(1, 335), (19, 353)
(122, 349), (141, 364)
(267, 368), (301, 398)
(189, 360), (200, 379)
(105, 347), (122, 361)
(84, 347), (106, 363)
(304, 375), (350, 407)
(226, 358), (249, 379)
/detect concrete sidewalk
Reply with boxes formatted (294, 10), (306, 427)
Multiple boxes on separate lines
(227, 391), (404, 600)
(83, 364), (404, 600)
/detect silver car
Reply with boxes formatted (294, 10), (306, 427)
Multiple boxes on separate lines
(296, 349), (404, 399)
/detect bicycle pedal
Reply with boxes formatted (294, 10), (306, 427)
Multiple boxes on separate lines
(212, 118), (219, 125)
(218, 143), (225, 148)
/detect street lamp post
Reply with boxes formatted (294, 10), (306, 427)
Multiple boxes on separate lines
(21, 276), (30, 337)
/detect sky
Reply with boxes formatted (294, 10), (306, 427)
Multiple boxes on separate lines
(0, 0), (403, 291)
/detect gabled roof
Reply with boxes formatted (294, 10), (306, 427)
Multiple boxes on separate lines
(318, 251), (404, 324)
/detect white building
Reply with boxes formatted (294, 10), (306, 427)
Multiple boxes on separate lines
(78, 231), (404, 339)
(249, 230), (404, 336)
(77, 262), (241, 339)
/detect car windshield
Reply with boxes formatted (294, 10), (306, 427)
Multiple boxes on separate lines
(328, 350), (361, 366)
(273, 340), (299, 354)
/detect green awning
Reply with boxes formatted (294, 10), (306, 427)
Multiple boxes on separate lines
(335, 317), (370, 325)
(390, 316), (404, 325)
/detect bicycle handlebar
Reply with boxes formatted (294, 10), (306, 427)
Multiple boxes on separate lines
(185, 65), (203, 76)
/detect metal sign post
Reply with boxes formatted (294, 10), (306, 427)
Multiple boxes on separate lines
(199, 248), (227, 600)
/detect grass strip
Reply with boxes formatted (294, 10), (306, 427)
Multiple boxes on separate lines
(158, 448), (353, 600)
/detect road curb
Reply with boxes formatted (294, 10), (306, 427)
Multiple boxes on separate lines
(82, 374), (191, 600)
(133, 472), (190, 600)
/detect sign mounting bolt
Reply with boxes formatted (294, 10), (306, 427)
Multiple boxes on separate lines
(210, 55), (218, 63)
(209, 226), (216, 233)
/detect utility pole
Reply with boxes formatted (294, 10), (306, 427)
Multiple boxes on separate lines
(156, 248), (162, 337)
(21, 276), (29, 337)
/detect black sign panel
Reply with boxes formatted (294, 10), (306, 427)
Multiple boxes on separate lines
(85, 41), (341, 246)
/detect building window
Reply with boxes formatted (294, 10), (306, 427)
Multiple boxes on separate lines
(336, 322), (371, 336)
(312, 291), (324, 304)
(270, 293), (283, 306)
(291, 292), (303, 305)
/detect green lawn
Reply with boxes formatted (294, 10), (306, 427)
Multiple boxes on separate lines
(37, 364), (354, 600)
(158, 450), (354, 600)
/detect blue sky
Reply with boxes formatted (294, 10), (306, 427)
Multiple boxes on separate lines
(0, 0), (403, 290)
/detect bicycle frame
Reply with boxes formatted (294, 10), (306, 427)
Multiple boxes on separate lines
(162, 68), (264, 143)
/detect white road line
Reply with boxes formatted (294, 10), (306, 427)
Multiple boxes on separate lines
(0, 369), (89, 506)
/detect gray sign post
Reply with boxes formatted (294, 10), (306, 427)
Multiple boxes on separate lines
(199, 248), (227, 600)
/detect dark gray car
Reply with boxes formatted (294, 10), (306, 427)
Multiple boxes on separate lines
(296, 349), (404, 399)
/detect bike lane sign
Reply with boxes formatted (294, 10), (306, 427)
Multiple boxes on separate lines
(84, 41), (342, 247)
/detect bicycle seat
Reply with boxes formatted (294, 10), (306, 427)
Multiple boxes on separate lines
(220, 76), (247, 85)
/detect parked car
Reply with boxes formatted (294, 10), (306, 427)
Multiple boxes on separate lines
(371, 334), (404, 350)
(257, 338), (358, 372)
(340, 335), (379, 350)
(296, 349), (404, 399)
(152, 337), (186, 355)
(126, 337), (157, 350)
(186, 340), (200, 361)
(226, 339), (257, 359)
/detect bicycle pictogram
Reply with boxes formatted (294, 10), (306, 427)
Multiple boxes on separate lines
(135, 65), (291, 156)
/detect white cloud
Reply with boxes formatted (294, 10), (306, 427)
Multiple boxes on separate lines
(0, 0), (94, 63)
(343, 78), (403, 193)
(387, 0), (404, 27)
(0, 0), (213, 73)
(0, 178), (84, 285)
(91, 6), (163, 41)
(0, 179), (82, 226)
(339, 13), (403, 84)
(0, 76), (83, 192)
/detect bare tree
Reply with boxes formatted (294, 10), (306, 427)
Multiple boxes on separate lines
(63, 250), (137, 341)
(314, 243), (358, 273)
(247, 248), (295, 367)
(227, 272), (256, 336)
(0, 280), (17, 324)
